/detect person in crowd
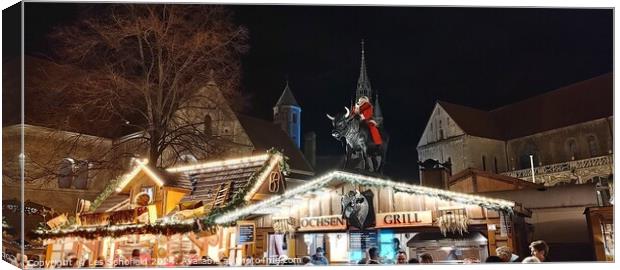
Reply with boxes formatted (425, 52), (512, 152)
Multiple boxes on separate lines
(522, 256), (541, 263)
(485, 256), (502, 262)
(241, 255), (253, 266)
(302, 256), (313, 266)
(408, 258), (420, 264)
(420, 253), (434, 264)
(187, 249), (199, 265)
(396, 250), (408, 264)
(463, 257), (480, 264)
(392, 238), (401, 260)
(219, 256), (230, 266)
(175, 255), (186, 266)
(69, 257), (79, 268)
(94, 256), (105, 267)
(311, 247), (328, 265)
(529, 240), (550, 262)
(15, 253), (29, 268)
(496, 246), (521, 262)
(130, 248), (142, 266)
(367, 247), (380, 264)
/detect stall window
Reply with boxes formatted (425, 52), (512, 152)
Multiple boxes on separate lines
(51, 241), (74, 266)
(327, 233), (349, 263)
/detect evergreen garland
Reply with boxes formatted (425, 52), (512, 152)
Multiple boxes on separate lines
(33, 149), (289, 240)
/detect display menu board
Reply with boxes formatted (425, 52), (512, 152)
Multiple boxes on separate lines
(349, 231), (378, 263)
(237, 222), (256, 245)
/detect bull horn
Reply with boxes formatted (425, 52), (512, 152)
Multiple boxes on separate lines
(344, 107), (350, 118)
(326, 114), (335, 121)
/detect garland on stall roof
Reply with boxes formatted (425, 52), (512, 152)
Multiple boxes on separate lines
(197, 149), (288, 228)
(32, 149), (290, 240)
(268, 148), (290, 175)
(90, 178), (120, 211)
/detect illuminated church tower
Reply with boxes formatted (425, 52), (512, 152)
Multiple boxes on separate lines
(355, 39), (383, 126)
(273, 80), (302, 148)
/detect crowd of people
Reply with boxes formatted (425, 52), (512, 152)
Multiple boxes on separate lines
(299, 239), (551, 265)
(4, 239), (551, 268)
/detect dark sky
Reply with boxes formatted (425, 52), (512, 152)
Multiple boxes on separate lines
(18, 3), (613, 180)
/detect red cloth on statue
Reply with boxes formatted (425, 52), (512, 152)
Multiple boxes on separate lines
(357, 102), (383, 145)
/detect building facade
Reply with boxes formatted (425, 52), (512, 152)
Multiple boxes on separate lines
(417, 73), (613, 187)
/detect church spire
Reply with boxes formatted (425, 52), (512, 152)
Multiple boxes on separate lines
(356, 39), (372, 101)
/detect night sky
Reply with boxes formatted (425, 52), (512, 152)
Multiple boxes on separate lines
(16, 3), (614, 180)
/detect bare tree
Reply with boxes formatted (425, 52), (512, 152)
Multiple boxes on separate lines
(23, 3), (250, 181)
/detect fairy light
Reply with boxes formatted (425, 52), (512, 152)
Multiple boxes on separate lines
(115, 159), (149, 192)
(244, 153), (283, 200)
(166, 154), (270, 173)
(215, 170), (515, 224)
(140, 164), (165, 187)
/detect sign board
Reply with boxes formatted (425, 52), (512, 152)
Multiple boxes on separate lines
(349, 231), (378, 263)
(375, 210), (433, 228)
(299, 215), (347, 231)
(237, 221), (256, 245)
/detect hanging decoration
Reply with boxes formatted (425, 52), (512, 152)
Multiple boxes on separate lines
(216, 170), (515, 224)
(273, 217), (297, 234)
(341, 190), (375, 230)
(435, 208), (469, 236)
(33, 149), (289, 241)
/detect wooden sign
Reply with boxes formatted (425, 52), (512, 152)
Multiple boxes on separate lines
(299, 215), (347, 231)
(375, 211), (433, 228)
(237, 221), (256, 245)
(47, 214), (68, 230)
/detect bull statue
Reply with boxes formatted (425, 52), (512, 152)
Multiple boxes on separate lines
(327, 107), (389, 173)
(340, 190), (375, 230)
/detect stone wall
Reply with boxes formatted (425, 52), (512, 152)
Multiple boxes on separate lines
(506, 117), (612, 171)
(463, 135), (508, 173)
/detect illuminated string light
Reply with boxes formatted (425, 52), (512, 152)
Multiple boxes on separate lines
(244, 154), (283, 200)
(215, 170), (515, 224)
(115, 159), (149, 192)
(166, 154), (270, 173)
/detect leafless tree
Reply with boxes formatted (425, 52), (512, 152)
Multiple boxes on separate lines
(17, 4), (250, 184)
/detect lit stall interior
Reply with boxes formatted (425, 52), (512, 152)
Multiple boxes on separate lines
(217, 171), (525, 265)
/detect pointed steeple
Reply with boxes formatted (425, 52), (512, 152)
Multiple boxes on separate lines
(275, 80), (299, 107)
(356, 39), (372, 101)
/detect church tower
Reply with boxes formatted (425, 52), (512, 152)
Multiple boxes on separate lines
(356, 39), (373, 101)
(273, 80), (302, 148)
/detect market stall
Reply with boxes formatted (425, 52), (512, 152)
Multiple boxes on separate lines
(214, 170), (531, 264)
(33, 151), (289, 267)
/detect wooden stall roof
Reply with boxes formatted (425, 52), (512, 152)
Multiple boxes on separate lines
(173, 154), (273, 207)
(91, 194), (130, 213)
(449, 168), (543, 192)
(214, 170), (520, 224)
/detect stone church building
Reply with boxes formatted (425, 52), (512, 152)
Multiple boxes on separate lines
(417, 72), (613, 187)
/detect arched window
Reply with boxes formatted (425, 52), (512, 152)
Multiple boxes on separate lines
(439, 120), (444, 139)
(519, 142), (540, 170)
(565, 138), (578, 160)
(587, 135), (600, 157)
(482, 156), (487, 171)
(494, 157), (499, 173)
(58, 158), (75, 189)
(204, 114), (213, 136)
(74, 160), (89, 190)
